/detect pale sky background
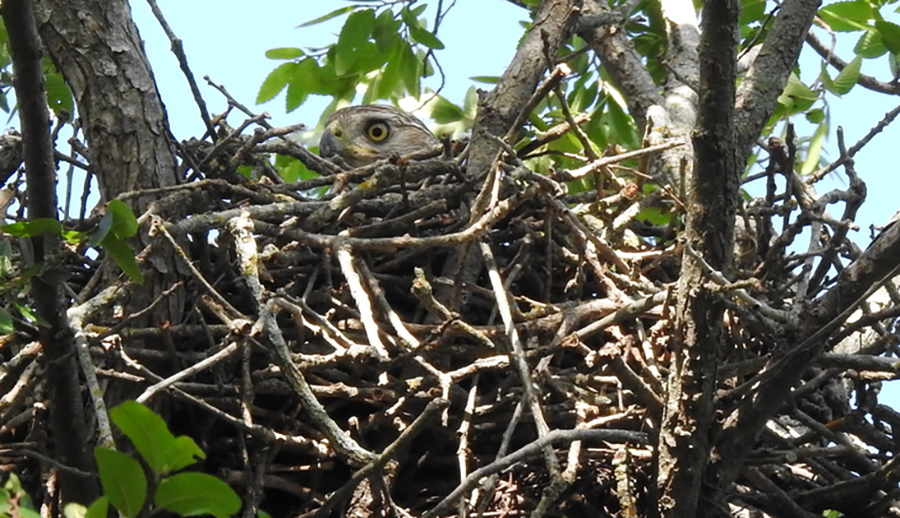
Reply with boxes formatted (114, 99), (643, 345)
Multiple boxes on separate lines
(16, 1), (896, 403)
(128, 0), (900, 233)
(128, 0), (900, 405)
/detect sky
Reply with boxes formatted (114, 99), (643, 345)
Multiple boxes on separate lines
(127, 0), (900, 235)
(31, 1), (900, 402)
(129, 0), (526, 138)
(129, 0), (900, 404)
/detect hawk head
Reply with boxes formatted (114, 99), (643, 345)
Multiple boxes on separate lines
(319, 105), (440, 168)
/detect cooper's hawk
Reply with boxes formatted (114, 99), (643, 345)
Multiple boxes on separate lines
(319, 105), (440, 168)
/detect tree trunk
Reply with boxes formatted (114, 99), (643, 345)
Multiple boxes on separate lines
(34, 0), (184, 324)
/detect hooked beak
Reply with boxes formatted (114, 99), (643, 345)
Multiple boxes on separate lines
(319, 127), (340, 160)
(318, 121), (378, 167)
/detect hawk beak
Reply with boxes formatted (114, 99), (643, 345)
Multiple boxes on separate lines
(319, 121), (344, 160)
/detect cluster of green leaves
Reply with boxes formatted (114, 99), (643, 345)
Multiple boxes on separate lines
(262, 0), (898, 194)
(0, 19), (74, 118)
(2, 199), (142, 284)
(0, 200), (142, 336)
(2, 402), (245, 518)
(257, 3), (444, 118)
(0, 20), (13, 116)
(1, 473), (39, 518)
(70, 401), (243, 518)
(0, 236), (42, 336)
(756, 0), (900, 173)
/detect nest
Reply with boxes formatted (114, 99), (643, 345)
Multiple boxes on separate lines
(2, 120), (899, 518)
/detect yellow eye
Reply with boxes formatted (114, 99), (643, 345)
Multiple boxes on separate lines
(366, 122), (390, 142)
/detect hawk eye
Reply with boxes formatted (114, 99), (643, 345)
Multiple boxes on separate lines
(366, 122), (390, 142)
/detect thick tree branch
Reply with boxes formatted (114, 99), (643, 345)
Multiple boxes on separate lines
(657, 0), (739, 516)
(734, 0), (821, 162)
(578, 0), (662, 131)
(467, 0), (578, 178)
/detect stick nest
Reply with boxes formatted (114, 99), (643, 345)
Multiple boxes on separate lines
(2, 125), (898, 518)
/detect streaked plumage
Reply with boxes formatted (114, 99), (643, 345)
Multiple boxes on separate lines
(319, 105), (440, 168)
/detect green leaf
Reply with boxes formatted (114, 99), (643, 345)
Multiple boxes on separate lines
(407, 22), (445, 50)
(89, 210), (114, 246)
(352, 41), (386, 74)
(828, 54), (862, 94)
(463, 86), (478, 119)
(84, 497), (109, 518)
(265, 47), (304, 60)
(429, 96), (466, 123)
(45, 72), (74, 115)
(155, 473), (241, 518)
(3, 474), (39, 517)
(806, 108), (826, 123)
(276, 156), (317, 183)
(0, 490), (11, 515)
(1, 218), (62, 238)
(801, 121), (829, 175)
(62, 230), (86, 245)
(818, 1), (874, 32)
(257, 62), (294, 104)
(378, 41), (407, 98)
(14, 303), (39, 323)
(287, 58), (323, 98)
(335, 9), (376, 75)
(63, 502), (87, 518)
(372, 9), (402, 53)
(399, 43), (421, 98)
(855, 29), (888, 58)
(0, 307), (13, 335)
(106, 200), (138, 239)
(775, 72), (819, 119)
(571, 78), (599, 112)
(605, 95), (639, 149)
(876, 20), (900, 53)
(470, 76), (499, 84)
(285, 81), (307, 113)
(637, 206), (671, 227)
(783, 72), (819, 101)
(409, 3), (428, 17)
(95, 447), (147, 518)
(110, 401), (205, 476)
(400, 7), (444, 49)
(740, 0), (767, 25)
(299, 5), (357, 27)
(102, 237), (144, 284)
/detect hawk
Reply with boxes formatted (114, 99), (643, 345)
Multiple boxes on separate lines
(318, 105), (440, 168)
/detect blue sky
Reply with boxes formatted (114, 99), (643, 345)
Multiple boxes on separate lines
(130, 0), (526, 137)
(130, 1), (900, 235)
(128, 1), (900, 400)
